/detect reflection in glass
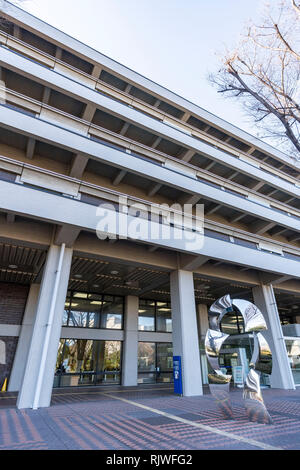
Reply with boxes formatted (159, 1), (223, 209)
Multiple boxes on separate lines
(156, 304), (172, 332)
(157, 343), (173, 371)
(54, 339), (121, 387)
(138, 342), (173, 384)
(138, 300), (155, 331)
(138, 342), (155, 371)
(138, 300), (172, 332)
(285, 339), (300, 385)
(63, 292), (124, 330)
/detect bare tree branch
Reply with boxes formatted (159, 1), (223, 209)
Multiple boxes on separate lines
(209, 0), (300, 159)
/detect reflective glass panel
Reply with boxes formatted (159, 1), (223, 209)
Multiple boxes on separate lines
(138, 342), (155, 371)
(54, 339), (122, 387)
(285, 339), (300, 385)
(157, 343), (173, 371)
(156, 303), (172, 332)
(100, 296), (123, 329)
(138, 300), (155, 331)
(63, 292), (124, 329)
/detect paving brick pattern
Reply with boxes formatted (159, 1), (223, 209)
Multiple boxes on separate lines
(0, 386), (300, 450)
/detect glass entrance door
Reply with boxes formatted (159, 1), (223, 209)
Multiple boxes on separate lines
(137, 342), (173, 384)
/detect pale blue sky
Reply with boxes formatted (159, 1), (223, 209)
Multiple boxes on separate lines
(19, 0), (265, 138)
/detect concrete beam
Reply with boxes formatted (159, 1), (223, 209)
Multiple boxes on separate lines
(26, 137), (36, 159)
(267, 189), (279, 197)
(205, 161), (216, 171)
(230, 213), (246, 223)
(251, 220), (277, 235)
(284, 196), (295, 204)
(42, 86), (51, 105)
(54, 225), (81, 247)
(259, 272), (294, 286)
(181, 149), (195, 163)
(124, 84), (132, 94)
(69, 154), (89, 179)
(12, 24), (21, 38)
(178, 194), (202, 206)
(82, 103), (96, 122)
(91, 64), (102, 79)
(112, 169), (127, 186)
(139, 278), (169, 296)
(206, 204), (221, 215)
(55, 46), (62, 60)
(251, 181), (265, 191)
(147, 182), (162, 197)
(270, 226), (288, 236)
(120, 122), (130, 136)
(288, 233), (300, 242)
(228, 171), (239, 180)
(182, 112), (190, 122)
(179, 254), (209, 271)
(151, 137), (162, 149)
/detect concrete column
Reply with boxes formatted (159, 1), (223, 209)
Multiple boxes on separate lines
(8, 284), (40, 392)
(122, 295), (139, 386)
(252, 284), (295, 390)
(197, 303), (209, 340)
(295, 317), (300, 325)
(170, 270), (203, 396)
(17, 245), (73, 409)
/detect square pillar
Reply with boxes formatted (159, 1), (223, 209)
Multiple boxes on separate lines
(8, 283), (40, 392)
(170, 270), (203, 396)
(122, 295), (139, 387)
(252, 284), (295, 390)
(17, 245), (73, 409)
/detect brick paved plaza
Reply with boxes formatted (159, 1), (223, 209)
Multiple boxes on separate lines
(0, 385), (299, 450)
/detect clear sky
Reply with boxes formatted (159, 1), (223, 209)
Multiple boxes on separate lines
(17, 0), (265, 139)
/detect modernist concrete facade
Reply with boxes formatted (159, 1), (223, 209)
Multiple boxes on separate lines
(0, 1), (299, 409)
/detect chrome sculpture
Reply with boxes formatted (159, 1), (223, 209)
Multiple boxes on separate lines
(205, 294), (273, 424)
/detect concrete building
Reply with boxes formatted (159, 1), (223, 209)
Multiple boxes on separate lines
(0, 1), (299, 409)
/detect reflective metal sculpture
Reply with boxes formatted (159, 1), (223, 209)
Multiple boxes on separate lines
(205, 295), (273, 424)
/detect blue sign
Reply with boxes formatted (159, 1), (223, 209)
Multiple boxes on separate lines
(173, 356), (183, 395)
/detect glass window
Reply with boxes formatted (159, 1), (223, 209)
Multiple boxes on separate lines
(156, 303), (172, 332)
(63, 292), (124, 329)
(138, 342), (156, 371)
(137, 342), (173, 384)
(138, 300), (155, 331)
(54, 339), (122, 387)
(285, 339), (300, 385)
(138, 300), (172, 332)
(100, 296), (123, 329)
(156, 343), (173, 383)
(138, 342), (156, 384)
(157, 343), (173, 371)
